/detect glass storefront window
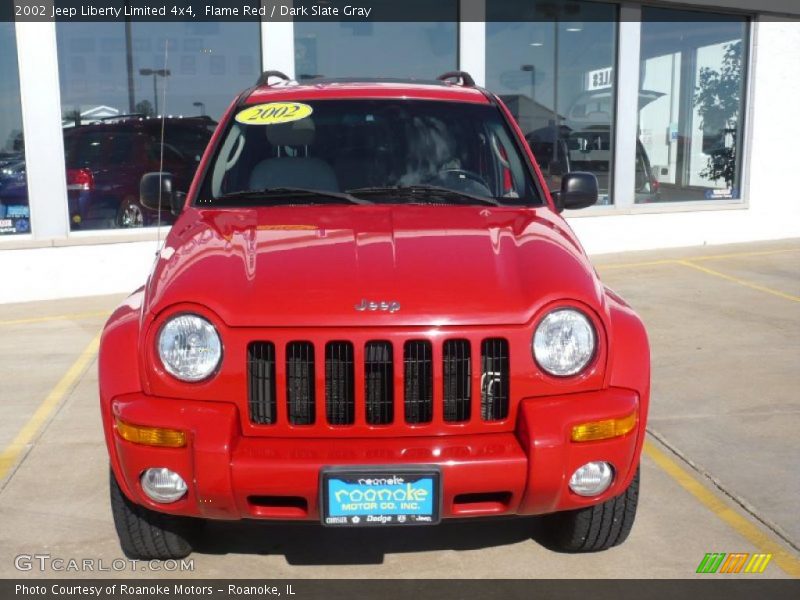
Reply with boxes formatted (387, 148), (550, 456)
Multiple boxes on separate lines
(294, 1), (457, 81)
(486, 1), (618, 205)
(637, 9), (748, 203)
(0, 23), (31, 236)
(55, 21), (260, 230)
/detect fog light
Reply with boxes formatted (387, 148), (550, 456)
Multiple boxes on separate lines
(141, 468), (187, 503)
(569, 461), (614, 497)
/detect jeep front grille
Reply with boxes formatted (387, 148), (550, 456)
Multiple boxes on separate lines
(443, 339), (471, 422)
(246, 337), (510, 429)
(481, 338), (510, 421)
(404, 340), (434, 424)
(325, 341), (355, 425)
(248, 342), (277, 425)
(286, 341), (315, 425)
(365, 341), (393, 425)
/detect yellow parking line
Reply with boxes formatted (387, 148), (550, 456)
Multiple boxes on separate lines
(0, 310), (110, 327)
(596, 247), (799, 272)
(678, 260), (800, 303)
(0, 333), (101, 483)
(596, 259), (678, 271)
(644, 440), (800, 577)
(690, 248), (800, 262)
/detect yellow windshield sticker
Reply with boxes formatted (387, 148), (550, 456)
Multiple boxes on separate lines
(235, 102), (313, 125)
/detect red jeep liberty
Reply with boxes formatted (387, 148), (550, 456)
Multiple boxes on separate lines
(99, 71), (650, 559)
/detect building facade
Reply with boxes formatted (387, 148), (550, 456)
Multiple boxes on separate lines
(1, 0), (799, 302)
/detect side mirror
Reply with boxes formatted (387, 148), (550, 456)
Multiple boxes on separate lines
(140, 172), (185, 216)
(553, 172), (598, 213)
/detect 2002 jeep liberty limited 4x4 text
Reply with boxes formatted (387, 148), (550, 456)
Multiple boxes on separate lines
(99, 71), (649, 559)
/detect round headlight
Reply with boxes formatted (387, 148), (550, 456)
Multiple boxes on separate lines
(533, 308), (596, 376)
(157, 314), (222, 381)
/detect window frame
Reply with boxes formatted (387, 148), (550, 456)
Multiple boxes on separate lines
(569, 2), (754, 218)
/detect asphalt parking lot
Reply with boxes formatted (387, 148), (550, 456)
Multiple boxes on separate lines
(0, 239), (798, 579)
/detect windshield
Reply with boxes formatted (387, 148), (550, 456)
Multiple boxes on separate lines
(197, 99), (541, 207)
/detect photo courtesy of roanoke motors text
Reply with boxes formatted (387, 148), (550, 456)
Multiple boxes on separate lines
(0, 0), (799, 598)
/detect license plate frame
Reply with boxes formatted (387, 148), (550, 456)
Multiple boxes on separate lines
(320, 466), (441, 527)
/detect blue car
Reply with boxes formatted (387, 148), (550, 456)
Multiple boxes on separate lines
(0, 155), (30, 234)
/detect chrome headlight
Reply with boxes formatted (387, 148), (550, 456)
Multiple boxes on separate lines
(157, 314), (222, 382)
(533, 308), (596, 376)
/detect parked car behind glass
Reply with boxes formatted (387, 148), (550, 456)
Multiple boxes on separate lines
(64, 117), (216, 229)
(526, 127), (660, 205)
(0, 116), (216, 231)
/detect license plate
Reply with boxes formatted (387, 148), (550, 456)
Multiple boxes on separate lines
(321, 468), (440, 527)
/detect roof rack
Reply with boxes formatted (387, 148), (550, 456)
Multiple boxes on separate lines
(437, 71), (476, 87)
(94, 113), (148, 121)
(255, 70), (291, 86)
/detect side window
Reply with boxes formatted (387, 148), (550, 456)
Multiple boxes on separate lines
(162, 144), (185, 163)
(67, 133), (103, 168)
(163, 124), (214, 164)
(67, 131), (135, 168)
(145, 138), (185, 163)
(489, 124), (527, 199)
(211, 124), (246, 196)
(107, 133), (135, 165)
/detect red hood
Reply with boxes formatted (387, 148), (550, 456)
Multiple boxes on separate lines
(145, 205), (604, 327)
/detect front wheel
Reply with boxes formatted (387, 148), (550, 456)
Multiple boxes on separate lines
(116, 198), (145, 228)
(538, 466), (640, 553)
(109, 467), (197, 559)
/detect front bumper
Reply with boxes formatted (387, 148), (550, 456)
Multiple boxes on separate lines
(107, 387), (642, 521)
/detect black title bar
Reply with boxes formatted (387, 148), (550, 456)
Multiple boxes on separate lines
(3, 579), (800, 600)
(4, 0), (800, 22)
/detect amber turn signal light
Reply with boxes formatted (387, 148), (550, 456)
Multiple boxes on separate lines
(571, 411), (637, 443)
(115, 418), (187, 448)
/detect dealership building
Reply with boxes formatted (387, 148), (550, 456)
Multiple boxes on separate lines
(1, 0), (798, 303)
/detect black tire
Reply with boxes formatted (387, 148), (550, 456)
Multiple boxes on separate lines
(539, 466), (640, 553)
(115, 198), (146, 228)
(109, 468), (196, 560)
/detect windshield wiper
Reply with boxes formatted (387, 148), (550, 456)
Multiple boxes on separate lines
(346, 185), (501, 207)
(211, 187), (372, 206)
